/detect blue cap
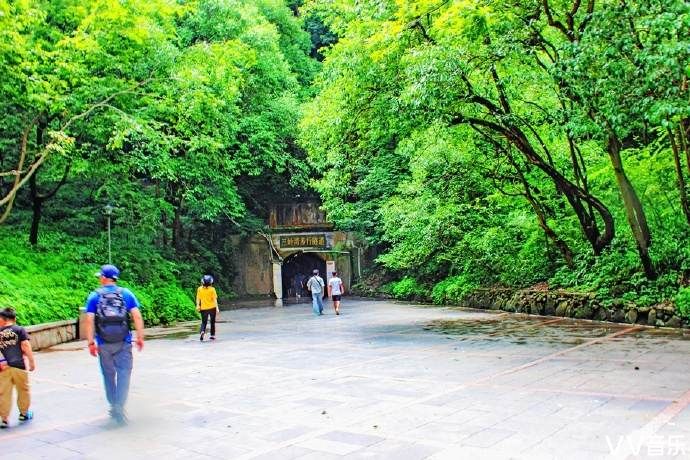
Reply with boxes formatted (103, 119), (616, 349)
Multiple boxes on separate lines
(96, 264), (120, 280)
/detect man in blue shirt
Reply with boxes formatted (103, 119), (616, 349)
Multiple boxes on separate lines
(84, 264), (145, 424)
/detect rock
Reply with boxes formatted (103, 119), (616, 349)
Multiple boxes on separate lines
(613, 309), (626, 323)
(666, 316), (682, 328)
(658, 305), (676, 315)
(655, 319), (665, 327)
(637, 307), (650, 314)
(555, 301), (568, 317)
(625, 309), (638, 324)
(575, 305), (595, 319)
(574, 306), (593, 319)
(595, 308), (609, 322)
(545, 298), (556, 316)
(647, 309), (657, 326)
(530, 303), (543, 315)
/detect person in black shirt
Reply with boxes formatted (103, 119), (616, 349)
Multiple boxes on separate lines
(0, 307), (35, 429)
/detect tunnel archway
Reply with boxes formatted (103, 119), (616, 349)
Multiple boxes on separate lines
(281, 252), (327, 299)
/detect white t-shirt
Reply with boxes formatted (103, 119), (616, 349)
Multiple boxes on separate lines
(328, 277), (343, 295)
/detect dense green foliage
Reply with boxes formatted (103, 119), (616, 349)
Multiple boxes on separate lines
(3, 0), (690, 326)
(300, 0), (690, 316)
(0, 228), (198, 325)
(0, 0), (319, 325)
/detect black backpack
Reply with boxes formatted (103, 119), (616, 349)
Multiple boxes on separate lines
(95, 287), (130, 343)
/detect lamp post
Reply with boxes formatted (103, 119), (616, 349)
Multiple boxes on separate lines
(104, 204), (113, 264)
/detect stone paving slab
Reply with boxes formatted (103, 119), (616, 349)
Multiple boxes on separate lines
(2, 300), (690, 459)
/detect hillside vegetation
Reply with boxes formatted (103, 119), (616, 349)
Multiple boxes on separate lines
(299, 0), (690, 318)
(2, 0), (690, 325)
(0, 0), (321, 324)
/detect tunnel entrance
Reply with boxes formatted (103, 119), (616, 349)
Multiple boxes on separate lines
(281, 252), (327, 299)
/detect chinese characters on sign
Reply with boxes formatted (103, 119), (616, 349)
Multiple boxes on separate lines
(279, 234), (328, 248)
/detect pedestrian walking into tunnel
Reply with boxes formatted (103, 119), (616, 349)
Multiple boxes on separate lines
(294, 272), (306, 301)
(84, 264), (145, 425)
(328, 272), (345, 315)
(197, 275), (219, 341)
(0, 307), (36, 429)
(306, 269), (325, 315)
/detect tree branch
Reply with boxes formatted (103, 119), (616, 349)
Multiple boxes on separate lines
(542, 0), (571, 40)
(0, 79), (154, 221)
(578, 0), (596, 35)
(37, 161), (72, 201)
(61, 79), (153, 132)
(0, 123), (33, 223)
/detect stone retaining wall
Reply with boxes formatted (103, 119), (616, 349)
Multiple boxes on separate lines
(25, 319), (78, 351)
(464, 288), (687, 328)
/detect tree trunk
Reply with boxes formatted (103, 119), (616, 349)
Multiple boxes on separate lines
(669, 126), (690, 226)
(29, 173), (43, 246)
(460, 116), (616, 255)
(155, 181), (168, 248)
(161, 211), (169, 247)
(28, 121), (70, 246)
(508, 126), (615, 254)
(29, 122), (46, 246)
(680, 120), (690, 177)
(507, 149), (575, 267)
(608, 134), (656, 279)
(526, 191), (574, 267)
(172, 205), (182, 252)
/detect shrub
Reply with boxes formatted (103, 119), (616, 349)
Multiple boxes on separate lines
(431, 275), (478, 305)
(144, 283), (197, 325)
(0, 228), (197, 326)
(675, 287), (690, 319)
(385, 277), (428, 300)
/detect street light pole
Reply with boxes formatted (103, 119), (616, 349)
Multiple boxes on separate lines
(104, 204), (113, 264)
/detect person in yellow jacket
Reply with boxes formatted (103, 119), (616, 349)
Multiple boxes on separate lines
(196, 275), (219, 341)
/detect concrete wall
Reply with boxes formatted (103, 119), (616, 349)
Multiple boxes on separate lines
(230, 234), (274, 297)
(230, 231), (360, 298)
(269, 202), (329, 229)
(25, 319), (77, 351)
(333, 253), (353, 292)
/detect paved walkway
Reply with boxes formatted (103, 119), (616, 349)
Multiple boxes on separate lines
(3, 300), (690, 459)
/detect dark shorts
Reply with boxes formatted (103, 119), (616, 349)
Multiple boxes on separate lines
(332, 295), (341, 301)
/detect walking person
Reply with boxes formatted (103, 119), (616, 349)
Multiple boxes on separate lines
(306, 269), (325, 315)
(197, 275), (219, 341)
(294, 272), (306, 301)
(84, 264), (145, 424)
(0, 307), (36, 429)
(328, 272), (345, 315)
